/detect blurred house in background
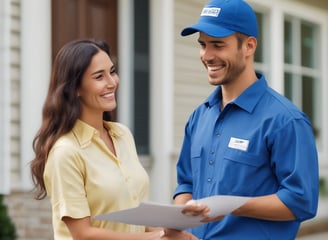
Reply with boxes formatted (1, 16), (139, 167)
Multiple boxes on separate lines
(0, 0), (327, 239)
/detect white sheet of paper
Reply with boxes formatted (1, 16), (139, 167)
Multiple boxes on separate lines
(94, 195), (250, 230)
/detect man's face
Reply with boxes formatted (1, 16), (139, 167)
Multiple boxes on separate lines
(198, 32), (247, 86)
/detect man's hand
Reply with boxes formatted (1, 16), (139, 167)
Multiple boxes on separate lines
(182, 199), (224, 222)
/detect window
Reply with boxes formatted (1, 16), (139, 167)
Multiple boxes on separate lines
(133, 0), (150, 154)
(252, 2), (324, 151)
(283, 17), (321, 146)
(253, 11), (270, 81)
(254, 12), (264, 64)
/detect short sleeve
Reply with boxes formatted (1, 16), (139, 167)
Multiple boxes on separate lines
(44, 143), (90, 220)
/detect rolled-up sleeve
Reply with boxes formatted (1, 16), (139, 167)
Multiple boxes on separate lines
(274, 118), (319, 221)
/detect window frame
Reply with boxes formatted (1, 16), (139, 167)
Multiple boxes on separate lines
(283, 16), (322, 147)
(249, 0), (328, 169)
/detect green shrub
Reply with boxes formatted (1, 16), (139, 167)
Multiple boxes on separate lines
(0, 195), (17, 240)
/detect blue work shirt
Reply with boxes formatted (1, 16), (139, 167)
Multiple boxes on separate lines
(174, 74), (319, 240)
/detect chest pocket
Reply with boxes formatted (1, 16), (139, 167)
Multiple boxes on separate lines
(224, 148), (263, 167)
(219, 148), (268, 195)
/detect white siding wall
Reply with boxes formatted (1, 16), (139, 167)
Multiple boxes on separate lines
(296, 0), (328, 9)
(172, 0), (213, 194)
(173, 0), (214, 156)
(0, 0), (11, 194)
(0, 0), (21, 194)
(10, 0), (22, 189)
(3, 1), (53, 239)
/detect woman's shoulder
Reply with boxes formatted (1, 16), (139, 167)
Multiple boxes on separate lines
(49, 131), (81, 157)
(55, 131), (77, 146)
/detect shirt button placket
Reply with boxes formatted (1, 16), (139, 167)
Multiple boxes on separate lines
(207, 149), (215, 184)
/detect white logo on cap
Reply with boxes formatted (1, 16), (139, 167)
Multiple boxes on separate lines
(201, 7), (221, 17)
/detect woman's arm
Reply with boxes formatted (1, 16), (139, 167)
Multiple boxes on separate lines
(63, 216), (198, 240)
(63, 216), (161, 240)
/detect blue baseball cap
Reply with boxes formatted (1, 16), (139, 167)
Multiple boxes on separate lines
(181, 0), (258, 38)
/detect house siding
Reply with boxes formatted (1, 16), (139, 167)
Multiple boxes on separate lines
(4, 1), (53, 239)
(297, 0), (328, 10)
(10, 0), (21, 188)
(173, 0), (214, 155)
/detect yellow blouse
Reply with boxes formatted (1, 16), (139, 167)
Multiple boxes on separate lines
(44, 120), (149, 239)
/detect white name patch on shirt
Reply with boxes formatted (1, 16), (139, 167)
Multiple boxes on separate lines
(228, 137), (249, 151)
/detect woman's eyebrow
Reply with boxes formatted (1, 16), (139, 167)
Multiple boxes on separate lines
(91, 69), (104, 76)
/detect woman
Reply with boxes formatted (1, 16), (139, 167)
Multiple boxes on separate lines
(30, 39), (197, 240)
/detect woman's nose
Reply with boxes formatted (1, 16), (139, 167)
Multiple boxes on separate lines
(106, 74), (118, 87)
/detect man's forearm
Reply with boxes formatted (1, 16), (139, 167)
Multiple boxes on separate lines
(231, 194), (296, 221)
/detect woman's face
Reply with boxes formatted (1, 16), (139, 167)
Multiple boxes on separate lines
(77, 50), (119, 117)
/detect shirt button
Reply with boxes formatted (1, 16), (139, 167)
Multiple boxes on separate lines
(210, 150), (215, 154)
(207, 178), (212, 182)
(209, 160), (214, 165)
(216, 132), (220, 136)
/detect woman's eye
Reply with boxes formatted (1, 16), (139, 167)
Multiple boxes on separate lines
(110, 68), (117, 75)
(96, 74), (103, 79)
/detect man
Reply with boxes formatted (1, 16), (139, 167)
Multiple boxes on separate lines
(173, 0), (319, 239)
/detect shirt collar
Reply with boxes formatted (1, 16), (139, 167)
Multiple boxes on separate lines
(72, 119), (123, 147)
(205, 73), (267, 113)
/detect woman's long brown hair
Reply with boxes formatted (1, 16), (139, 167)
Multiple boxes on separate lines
(30, 39), (112, 200)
